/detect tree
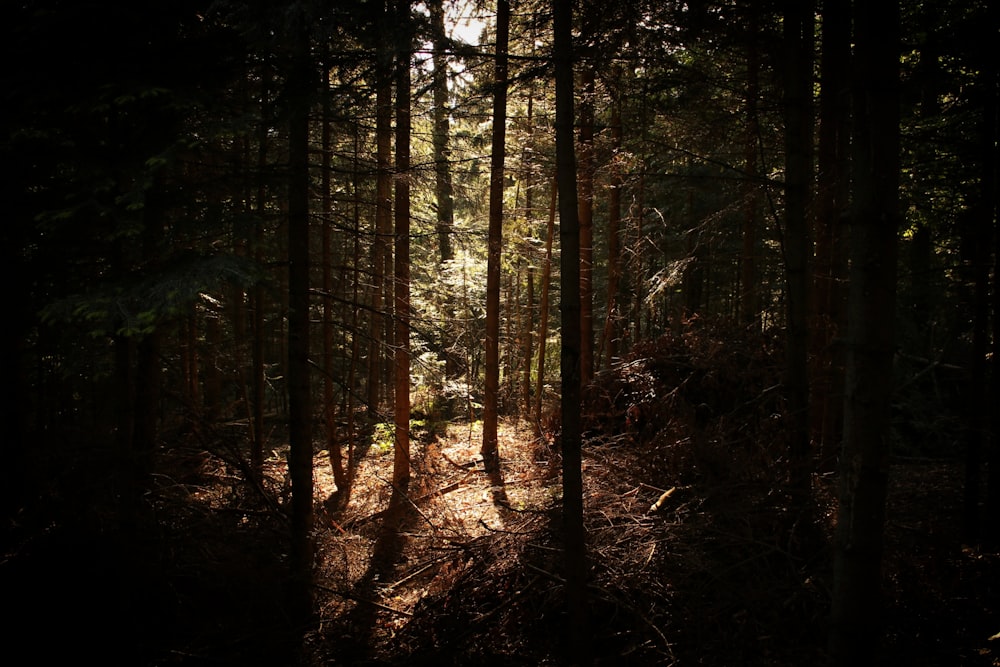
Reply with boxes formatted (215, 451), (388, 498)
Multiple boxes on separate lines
(812, 0), (851, 467)
(394, 0), (413, 490)
(782, 0), (814, 508)
(828, 0), (901, 662)
(482, 0), (510, 486)
(369, 3), (394, 416)
(577, 66), (596, 383)
(285, 5), (315, 625)
(554, 0), (589, 660)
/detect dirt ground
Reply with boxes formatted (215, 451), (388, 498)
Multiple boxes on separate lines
(122, 414), (999, 666)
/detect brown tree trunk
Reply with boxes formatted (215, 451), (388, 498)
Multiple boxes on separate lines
(555, 0), (589, 659)
(482, 0), (509, 486)
(602, 96), (623, 367)
(368, 16), (393, 417)
(322, 61), (348, 494)
(534, 178), (557, 432)
(393, 3), (412, 490)
(828, 1), (900, 662)
(430, 0), (454, 265)
(578, 66), (595, 385)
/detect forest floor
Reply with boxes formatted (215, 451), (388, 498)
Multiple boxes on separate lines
(113, 414), (997, 666)
(4, 413), (998, 666)
(4, 332), (997, 665)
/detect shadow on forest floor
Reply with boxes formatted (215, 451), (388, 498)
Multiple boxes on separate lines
(4, 329), (998, 665)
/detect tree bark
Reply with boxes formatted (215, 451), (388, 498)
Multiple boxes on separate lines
(286, 16), (315, 624)
(812, 0), (851, 468)
(555, 0), (589, 660)
(322, 58), (347, 494)
(368, 10), (393, 417)
(828, 1), (900, 663)
(782, 0), (814, 509)
(740, 3), (761, 330)
(578, 66), (595, 384)
(602, 95), (623, 367)
(534, 178), (557, 432)
(482, 0), (509, 485)
(430, 0), (454, 265)
(393, 1), (412, 490)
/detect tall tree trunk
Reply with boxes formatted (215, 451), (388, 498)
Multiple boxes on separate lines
(250, 65), (271, 477)
(578, 67), (595, 384)
(812, 0), (851, 468)
(430, 0), (454, 265)
(286, 17), (315, 625)
(828, 1), (900, 662)
(430, 0), (458, 379)
(555, 0), (589, 659)
(602, 95), (623, 367)
(393, 2), (412, 490)
(322, 60), (348, 494)
(740, 3), (761, 330)
(368, 13), (393, 417)
(984, 0), (1000, 548)
(482, 0), (509, 486)
(782, 0), (815, 509)
(523, 263), (535, 414)
(534, 178), (557, 432)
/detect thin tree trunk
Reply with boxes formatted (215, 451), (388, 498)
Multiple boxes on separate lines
(482, 0), (509, 486)
(250, 65), (270, 476)
(555, 0), (589, 659)
(534, 178), (557, 432)
(740, 3), (761, 330)
(286, 18), (315, 624)
(322, 60), (347, 494)
(812, 0), (851, 468)
(602, 96), (623, 368)
(985, 0), (1000, 548)
(430, 0), (454, 265)
(393, 2), (412, 490)
(369, 15), (393, 417)
(578, 66), (595, 385)
(782, 0), (814, 509)
(828, 1), (900, 662)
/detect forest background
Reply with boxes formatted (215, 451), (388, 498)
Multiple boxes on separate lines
(1, 0), (997, 665)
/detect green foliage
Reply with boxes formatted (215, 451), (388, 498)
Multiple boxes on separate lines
(40, 253), (264, 339)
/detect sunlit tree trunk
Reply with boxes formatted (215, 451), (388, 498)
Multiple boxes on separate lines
(482, 0), (509, 485)
(829, 1), (900, 662)
(521, 86), (537, 415)
(534, 178), (556, 432)
(555, 0), (589, 659)
(393, 1), (412, 489)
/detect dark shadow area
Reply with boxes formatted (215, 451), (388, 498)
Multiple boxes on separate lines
(330, 487), (419, 663)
